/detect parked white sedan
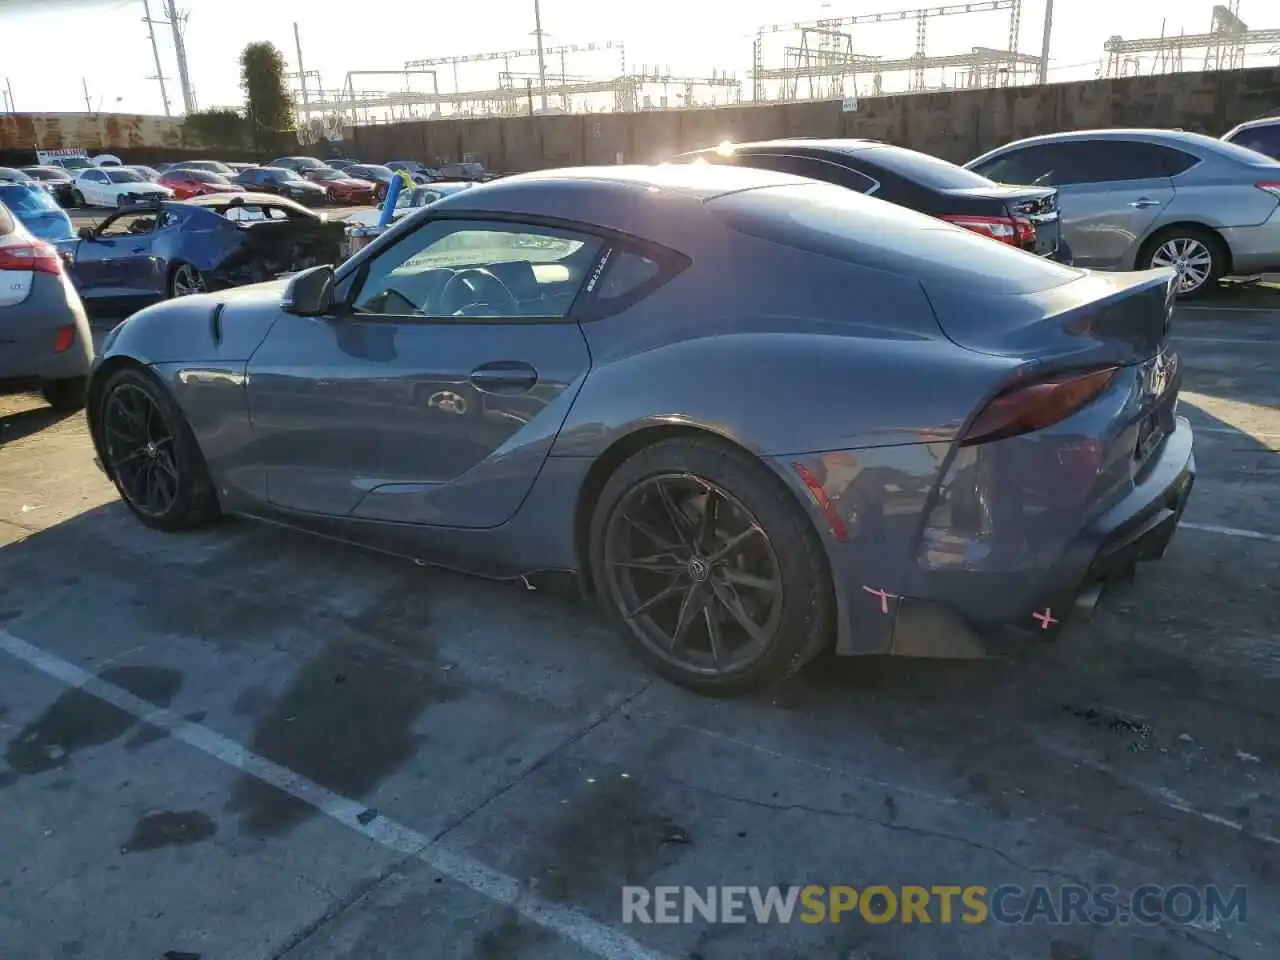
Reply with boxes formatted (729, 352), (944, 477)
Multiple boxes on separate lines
(70, 167), (172, 209)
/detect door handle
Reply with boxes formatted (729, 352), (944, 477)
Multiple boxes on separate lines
(469, 361), (538, 393)
(1129, 198), (1161, 209)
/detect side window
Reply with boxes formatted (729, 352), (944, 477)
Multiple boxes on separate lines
(1230, 125), (1280, 159)
(1058, 140), (1185, 184)
(735, 153), (811, 178)
(352, 219), (603, 320)
(595, 250), (661, 299)
(1155, 146), (1199, 176)
(155, 210), (179, 230)
(85, 171), (106, 184)
(99, 212), (157, 237)
(973, 145), (1063, 186)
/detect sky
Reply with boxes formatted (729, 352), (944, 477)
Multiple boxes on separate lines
(1, 0), (1277, 115)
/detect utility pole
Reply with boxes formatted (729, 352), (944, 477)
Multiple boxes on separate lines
(533, 0), (548, 112)
(293, 22), (310, 124)
(3, 79), (14, 113)
(82, 78), (93, 113)
(142, 0), (171, 116)
(164, 0), (197, 113)
(1039, 0), (1053, 84)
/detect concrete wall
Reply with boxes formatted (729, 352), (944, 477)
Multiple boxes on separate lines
(350, 65), (1280, 171)
(0, 112), (188, 152)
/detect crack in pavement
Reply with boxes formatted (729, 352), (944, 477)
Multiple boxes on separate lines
(275, 677), (657, 959)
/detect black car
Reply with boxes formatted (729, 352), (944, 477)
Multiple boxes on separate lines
(676, 138), (1068, 261)
(343, 163), (397, 201)
(18, 166), (77, 206)
(231, 166), (327, 205)
(268, 156), (328, 175)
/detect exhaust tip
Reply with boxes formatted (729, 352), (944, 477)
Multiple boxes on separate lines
(1074, 582), (1105, 620)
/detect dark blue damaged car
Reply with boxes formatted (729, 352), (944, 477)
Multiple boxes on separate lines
(85, 163), (1195, 695)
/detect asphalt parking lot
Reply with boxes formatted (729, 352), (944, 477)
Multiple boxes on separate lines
(0, 295), (1277, 960)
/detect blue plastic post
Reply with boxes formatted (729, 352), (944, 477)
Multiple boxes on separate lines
(377, 176), (404, 229)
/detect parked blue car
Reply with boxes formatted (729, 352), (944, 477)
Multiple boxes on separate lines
(53, 192), (345, 310)
(0, 183), (76, 242)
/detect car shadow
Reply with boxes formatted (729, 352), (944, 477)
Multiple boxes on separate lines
(0, 403), (73, 444)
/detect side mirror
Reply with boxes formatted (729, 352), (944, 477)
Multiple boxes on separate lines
(281, 264), (335, 317)
(78, 226), (95, 241)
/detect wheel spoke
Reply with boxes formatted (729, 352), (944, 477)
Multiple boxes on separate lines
(621, 511), (681, 551)
(670, 584), (705, 649)
(720, 568), (779, 594)
(706, 524), (762, 564)
(703, 602), (724, 665)
(613, 552), (687, 574)
(709, 578), (770, 646)
(655, 481), (693, 546)
(622, 578), (685, 620)
(697, 488), (720, 550)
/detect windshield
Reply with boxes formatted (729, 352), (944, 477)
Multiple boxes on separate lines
(185, 170), (228, 184)
(0, 168), (33, 183)
(23, 167), (67, 180)
(853, 144), (998, 189)
(352, 165), (392, 180)
(314, 168), (347, 179)
(272, 168), (303, 181)
(59, 157), (93, 170)
(105, 170), (146, 183)
(0, 183), (61, 214)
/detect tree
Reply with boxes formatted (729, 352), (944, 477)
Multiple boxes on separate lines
(184, 108), (248, 150)
(240, 41), (295, 151)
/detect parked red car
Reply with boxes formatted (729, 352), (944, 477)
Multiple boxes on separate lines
(301, 167), (378, 204)
(157, 168), (245, 199)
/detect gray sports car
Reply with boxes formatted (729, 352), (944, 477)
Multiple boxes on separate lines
(86, 164), (1196, 695)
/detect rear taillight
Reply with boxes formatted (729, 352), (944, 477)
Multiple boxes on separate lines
(960, 367), (1119, 446)
(942, 214), (1033, 247)
(0, 239), (63, 275)
(1257, 181), (1280, 200)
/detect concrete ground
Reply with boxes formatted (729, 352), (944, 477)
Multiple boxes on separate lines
(0, 295), (1277, 960)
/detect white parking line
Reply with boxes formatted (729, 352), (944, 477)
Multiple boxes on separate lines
(1178, 305), (1280, 314)
(0, 629), (670, 960)
(1179, 522), (1280, 545)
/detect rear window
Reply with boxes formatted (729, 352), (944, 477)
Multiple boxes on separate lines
(709, 183), (1080, 296)
(0, 184), (60, 214)
(1217, 127), (1280, 164)
(851, 144), (997, 190)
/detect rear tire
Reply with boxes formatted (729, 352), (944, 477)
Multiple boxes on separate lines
(1137, 225), (1226, 300)
(98, 367), (221, 532)
(588, 436), (833, 696)
(41, 377), (86, 412)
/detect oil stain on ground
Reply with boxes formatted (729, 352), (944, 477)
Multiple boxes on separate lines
(121, 810), (217, 853)
(227, 638), (463, 835)
(3, 666), (182, 778)
(519, 773), (692, 904)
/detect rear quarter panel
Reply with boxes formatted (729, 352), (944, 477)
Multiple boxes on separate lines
(1163, 163), (1279, 229)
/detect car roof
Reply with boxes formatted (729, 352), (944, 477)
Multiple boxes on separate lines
(429, 164), (810, 245)
(986, 128), (1231, 150)
(1226, 116), (1280, 131)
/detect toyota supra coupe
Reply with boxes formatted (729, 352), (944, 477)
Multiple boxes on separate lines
(85, 165), (1195, 695)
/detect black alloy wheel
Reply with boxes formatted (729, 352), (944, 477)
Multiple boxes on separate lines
(591, 437), (832, 695)
(99, 368), (220, 531)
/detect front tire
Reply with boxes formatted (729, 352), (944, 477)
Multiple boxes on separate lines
(41, 376), (86, 412)
(98, 367), (221, 532)
(589, 437), (833, 696)
(1138, 226), (1226, 299)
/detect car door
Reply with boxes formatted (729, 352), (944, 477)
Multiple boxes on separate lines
(983, 140), (1176, 268)
(72, 210), (160, 299)
(245, 215), (605, 528)
(77, 169), (104, 206)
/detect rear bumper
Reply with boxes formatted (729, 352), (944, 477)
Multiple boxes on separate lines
(1220, 214), (1280, 276)
(0, 272), (94, 389)
(828, 416), (1194, 658)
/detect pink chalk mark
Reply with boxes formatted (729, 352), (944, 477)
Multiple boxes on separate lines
(862, 585), (898, 614)
(1033, 608), (1058, 630)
